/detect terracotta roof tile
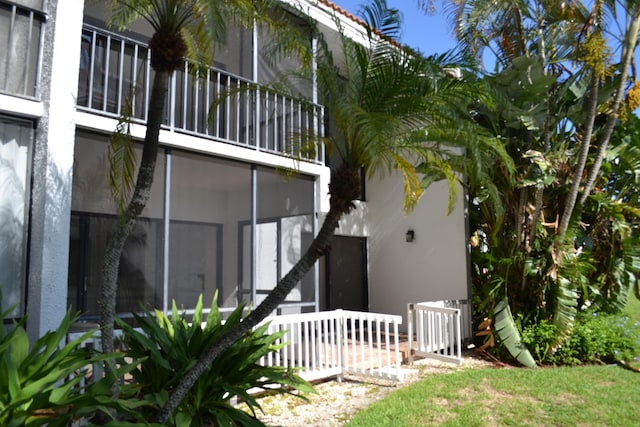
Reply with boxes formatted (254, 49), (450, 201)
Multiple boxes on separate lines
(316, 0), (402, 48)
(318, 0), (368, 28)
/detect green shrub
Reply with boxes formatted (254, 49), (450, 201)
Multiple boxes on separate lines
(522, 313), (640, 366)
(118, 293), (314, 426)
(0, 304), (151, 426)
(520, 319), (558, 362)
(560, 313), (640, 364)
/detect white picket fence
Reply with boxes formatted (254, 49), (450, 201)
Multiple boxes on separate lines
(407, 300), (472, 365)
(259, 309), (404, 382)
(67, 309), (404, 385)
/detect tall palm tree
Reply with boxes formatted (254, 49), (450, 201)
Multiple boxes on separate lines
(99, 0), (284, 354)
(159, 0), (505, 421)
(559, 0), (640, 235)
(576, 1), (640, 205)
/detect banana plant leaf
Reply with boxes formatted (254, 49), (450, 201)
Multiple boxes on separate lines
(494, 299), (537, 368)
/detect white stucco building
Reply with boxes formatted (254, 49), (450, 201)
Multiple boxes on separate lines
(0, 0), (469, 340)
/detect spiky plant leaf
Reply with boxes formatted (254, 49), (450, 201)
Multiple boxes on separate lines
(205, 291), (222, 332)
(120, 294), (313, 425)
(192, 294), (204, 326)
(0, 300), (150, 425)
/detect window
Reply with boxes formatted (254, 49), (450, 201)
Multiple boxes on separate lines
(0, 1), (45, 97)
(0, 115), (33, 318)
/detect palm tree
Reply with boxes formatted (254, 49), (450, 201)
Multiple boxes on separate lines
(575, 1), (640, 205)
(99, 0), (286, 354)
(159, 0), (505, 421)
(559, 0), (640, 235)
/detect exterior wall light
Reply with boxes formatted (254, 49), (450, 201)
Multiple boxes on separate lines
(406, 229), (415, 242)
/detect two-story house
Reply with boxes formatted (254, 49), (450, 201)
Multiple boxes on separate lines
(0, 0), (469, 341)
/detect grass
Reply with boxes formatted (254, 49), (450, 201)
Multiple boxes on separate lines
(348, 365), (640, 427)
(349, 295), (640, 427)
(625, 295), (640, 325)
(626, 296), (640, 370)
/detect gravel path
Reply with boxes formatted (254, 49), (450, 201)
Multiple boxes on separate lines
(255, 352), (497, 426)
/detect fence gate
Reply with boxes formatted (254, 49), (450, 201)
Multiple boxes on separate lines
(407, 300), (471, 365)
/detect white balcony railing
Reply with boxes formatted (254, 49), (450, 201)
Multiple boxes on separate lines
(77, 24), (325, 164)
(0, 0), (46, 98)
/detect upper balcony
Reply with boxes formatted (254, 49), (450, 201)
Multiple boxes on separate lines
(77, 24), (326, 165)
(0, 1), (46, 99)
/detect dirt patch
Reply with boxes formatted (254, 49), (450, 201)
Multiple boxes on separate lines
(255, 351), (497, 426)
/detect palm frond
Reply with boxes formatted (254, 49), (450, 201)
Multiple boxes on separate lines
(108, 95), (137, 219)
(107, 0), (152, 31)
(391, 154), (424, 213)
(359, 0), (403, 41)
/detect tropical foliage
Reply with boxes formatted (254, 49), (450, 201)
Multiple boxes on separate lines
(0, 301), (148, 426)
(521, 312), (640, 366)
(444, 0), (640, 364)
(117, 294), (313, 426)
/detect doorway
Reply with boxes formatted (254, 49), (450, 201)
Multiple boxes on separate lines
(326, 236), (368, 311)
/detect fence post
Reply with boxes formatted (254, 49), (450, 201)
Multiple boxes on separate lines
(407, 303), (414, 365)
(393, 319), (402, 381)
(336, 309), (344, 383)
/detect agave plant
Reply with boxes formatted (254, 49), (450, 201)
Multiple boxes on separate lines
(117, 293), (313, 426)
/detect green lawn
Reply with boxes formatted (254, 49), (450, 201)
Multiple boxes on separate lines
(348, 365), (639, 427)
(626, 294), (640, 325)
(626, 295), (640, 370)
(348, 299), (640, 426)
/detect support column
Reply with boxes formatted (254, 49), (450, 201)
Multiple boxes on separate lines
(27, 0), (85, 341)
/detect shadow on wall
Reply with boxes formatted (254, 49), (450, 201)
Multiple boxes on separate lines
(324, 200), (369, 238)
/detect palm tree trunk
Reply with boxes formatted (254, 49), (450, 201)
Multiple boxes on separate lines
(557, 73), (599, 237)
(579, 11), (640, 205)
(158, 205), (344, 423)
(99, 70), (168, 354)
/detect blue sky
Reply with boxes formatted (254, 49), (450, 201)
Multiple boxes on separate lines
(332, 0), (458, 56)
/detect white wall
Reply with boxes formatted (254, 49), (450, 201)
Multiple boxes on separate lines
(366, 172), (469, 327)
(27, 0), (85, 340)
